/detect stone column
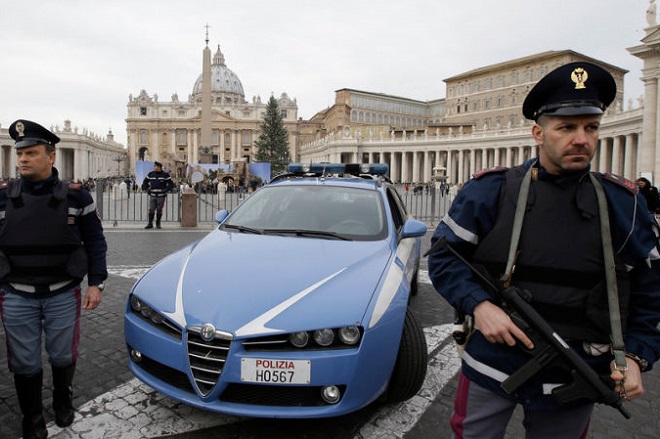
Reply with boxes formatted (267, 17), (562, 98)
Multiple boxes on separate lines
(391, 151), (400, 182)
(612, 135), (623, 175)
(401, 151), (409, 182)
(457, 149), (465, 183)
(446, 151), (454, 184)
(598, 137), (609, 173)
(643, 78), (659, 176)
(412, 151), (420, 182)
(624, 133), (637, 180)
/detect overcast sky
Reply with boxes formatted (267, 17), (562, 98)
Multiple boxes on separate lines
(0, 0), (654, 147)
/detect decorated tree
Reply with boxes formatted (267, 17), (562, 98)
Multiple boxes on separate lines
(254, 95), (291, 176)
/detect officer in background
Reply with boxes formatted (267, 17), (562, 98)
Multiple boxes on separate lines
(428, 63), (660, 437)
(0, 119), (108, 438)
(141, 161), (173, 229)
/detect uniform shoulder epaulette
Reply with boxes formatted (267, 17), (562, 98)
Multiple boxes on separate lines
(599, 172), (638, 195)
(473, 166), (508, 180)
(69, 183), (82, 190)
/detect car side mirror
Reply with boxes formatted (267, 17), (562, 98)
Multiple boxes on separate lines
(215, 210), (230, 224)
(401, 219), (427, 238)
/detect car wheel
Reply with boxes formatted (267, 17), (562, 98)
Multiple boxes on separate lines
(384, 308), (428, 402)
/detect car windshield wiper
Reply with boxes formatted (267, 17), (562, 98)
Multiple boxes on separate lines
(222, 224), (263, 234)
(262, 229), (352, 240)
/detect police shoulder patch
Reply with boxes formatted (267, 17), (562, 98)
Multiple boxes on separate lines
(473, 166), (508, 180)
(600, 172), (638, 195)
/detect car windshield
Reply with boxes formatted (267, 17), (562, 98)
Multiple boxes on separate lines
(222, 185), (387, 241)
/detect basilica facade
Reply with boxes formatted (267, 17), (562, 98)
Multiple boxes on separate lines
(125, 42), (299, 182)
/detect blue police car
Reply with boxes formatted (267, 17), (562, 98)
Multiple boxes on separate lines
(124, 163), (428, 418)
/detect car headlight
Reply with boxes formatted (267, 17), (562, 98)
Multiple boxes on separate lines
(130, 295), (142, 312)
(338, 326), (361, 345)
(289, 331), (309, 348)
(313, 329), (335, 346)
(140, 306), (152, 318)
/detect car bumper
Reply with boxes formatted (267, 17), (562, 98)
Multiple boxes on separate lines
(124, 309), (405, 418)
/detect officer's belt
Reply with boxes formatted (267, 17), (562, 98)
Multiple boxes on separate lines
(10, 280), (73, 293)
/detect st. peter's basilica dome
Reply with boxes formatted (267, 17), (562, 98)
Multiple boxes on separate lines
(192, 45), (245, 99)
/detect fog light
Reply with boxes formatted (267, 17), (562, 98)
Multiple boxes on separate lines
(321, 385), (341, 404)
(130, 349), (142, 363)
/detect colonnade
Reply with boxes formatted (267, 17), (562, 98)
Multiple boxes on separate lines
(299, 109), (644, 185)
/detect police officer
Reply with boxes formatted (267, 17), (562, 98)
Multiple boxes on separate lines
(141, 161), (173, 229)
(0, 119), (108, 438)
(428, 62), (660, 437)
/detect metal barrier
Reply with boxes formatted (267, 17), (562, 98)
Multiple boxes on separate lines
(95, 186), (251, 225)
(95, 184), (454, 226)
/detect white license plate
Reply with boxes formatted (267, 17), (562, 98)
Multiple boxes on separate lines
(241, 358), (311, 384)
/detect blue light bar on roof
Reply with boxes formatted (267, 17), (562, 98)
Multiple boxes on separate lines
(287, 163), (389, 175)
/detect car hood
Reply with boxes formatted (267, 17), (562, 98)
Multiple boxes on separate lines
(132, 230), (397, 337)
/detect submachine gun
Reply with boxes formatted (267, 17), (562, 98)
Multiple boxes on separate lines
(427, 237), (630, 419)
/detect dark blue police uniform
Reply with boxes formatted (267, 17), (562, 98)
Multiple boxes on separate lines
(0, 119), (108, 438)
(141, 160), (173, 229)
(428, 62), (660, 437)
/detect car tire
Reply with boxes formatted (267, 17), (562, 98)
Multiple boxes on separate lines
(384, 308), (428, 402)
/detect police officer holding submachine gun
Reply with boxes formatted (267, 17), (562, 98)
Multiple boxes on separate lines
(428, 62), (660, 437)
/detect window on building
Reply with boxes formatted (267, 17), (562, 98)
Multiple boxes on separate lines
(140, 131), (148, 145)
(225, 132), (231, 145)
(485, 100), (491, 110)
(177, 131), (186, 145)
(280, 110), (287, 119)
(243, 131), (250, 144)
(140, 107), (147, 116)
(212, 132), (218, 145)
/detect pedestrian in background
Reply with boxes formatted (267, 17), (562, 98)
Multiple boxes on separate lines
(141, 161), (173, 229)
(635, 177), (660, 214)
(0, 119), (108, 438)
(428, 63), (660, 437)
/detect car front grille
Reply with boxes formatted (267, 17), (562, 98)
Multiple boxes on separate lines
(219, 383), (346, 406)
(186, 327), (232, 396)
(132, 350), (195, 394)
